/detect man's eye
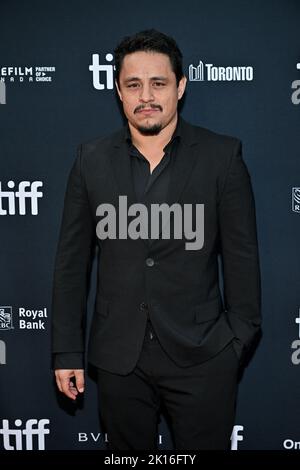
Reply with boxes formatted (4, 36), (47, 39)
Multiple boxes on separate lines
(127, 83), (139, 88)
(153, 82), (165, 87)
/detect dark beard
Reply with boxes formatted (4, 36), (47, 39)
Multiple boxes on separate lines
(137, 123), (162, 136)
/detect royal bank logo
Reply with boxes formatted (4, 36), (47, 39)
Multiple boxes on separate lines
(0, 307), (13, 330)
(0, 340), (6, 365)
(291, 308), (300, 365)
(292, 187), (300, 213)
(18, 307), (48, 330)
(0, 419), (50, 450)
(0, 66), (56, 83)
(0, 181), (43, 215)
(291, 63), (300, 105)
(0, 306), (48, 331)
(189, 60), (253, 82)
(0, 81), (6, 104)
(89, 53), (115, 90)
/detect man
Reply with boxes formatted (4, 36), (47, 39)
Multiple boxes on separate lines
(52, 29), (261, 450)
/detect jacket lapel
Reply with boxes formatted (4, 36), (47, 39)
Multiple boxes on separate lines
(110, 139), (138, 209)
(166, 140), (198, 208)
(109, 138), (149, 248)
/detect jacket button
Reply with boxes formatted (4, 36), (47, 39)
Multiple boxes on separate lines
(146, 258), (154, 267)
(139, 302), (148, 311)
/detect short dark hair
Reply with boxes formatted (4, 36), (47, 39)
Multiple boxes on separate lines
(114, 29), (184, 86)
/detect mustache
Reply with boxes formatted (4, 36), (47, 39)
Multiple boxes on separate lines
(134, 104), (163, 113)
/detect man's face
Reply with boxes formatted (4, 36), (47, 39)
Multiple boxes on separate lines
(115, 51), (186, 135)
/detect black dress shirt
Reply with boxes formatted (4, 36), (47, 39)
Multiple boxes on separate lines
(126, 122), (181, 203)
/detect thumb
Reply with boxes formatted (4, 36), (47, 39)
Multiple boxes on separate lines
(74, 370), (85, 393)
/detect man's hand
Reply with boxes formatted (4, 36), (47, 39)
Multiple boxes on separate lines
(55, 369), (85, 400)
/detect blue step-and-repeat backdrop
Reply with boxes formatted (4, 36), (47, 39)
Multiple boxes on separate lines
(0, 0), (299, 451)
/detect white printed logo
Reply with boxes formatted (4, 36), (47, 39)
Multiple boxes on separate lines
(292, 187), (300, 213)
(189, 60), (205, 81)
(291, 63), (300, 105)
(78, 431), (108, 444)
(0, 419), (50, 450)
(0, 181), (43, 215)
(19, 307), (48, 330)
(189, 60), (253, 82)
(283, 438), (300, 450)
(89, 53), (115, 90)
(0, 307), (13, 330)
(291, 308), (300, 365)
(0, 66), (56, 83)
(78, 431), (163, 446)
(231, 425), (244, 450)
(0, 306), (48, 331)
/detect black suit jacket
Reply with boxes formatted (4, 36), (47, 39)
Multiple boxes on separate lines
(51, 117), (261, 374)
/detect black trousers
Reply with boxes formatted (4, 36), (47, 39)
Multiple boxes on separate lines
(97, 321), (239, 450)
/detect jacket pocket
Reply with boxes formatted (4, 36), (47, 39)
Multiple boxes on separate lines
(194, 297), (222, 323)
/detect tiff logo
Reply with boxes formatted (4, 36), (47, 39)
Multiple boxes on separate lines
(0, 81), (6, 104)
(89, 53), (115, 90)
(0, 419), (50, 450)
(0, 340), (6, 365)
(0, 181), (43, 215)
(231, 425), (244, 450)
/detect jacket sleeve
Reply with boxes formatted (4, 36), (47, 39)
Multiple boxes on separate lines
(52, 352), (84, 370)
(218, 140), (261, 358)
(51, 145), (95, 363)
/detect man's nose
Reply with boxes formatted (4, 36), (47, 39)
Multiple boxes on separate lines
(139, 84), (154, 102)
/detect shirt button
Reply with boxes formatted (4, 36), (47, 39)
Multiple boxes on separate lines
(139, 302), (148, 311)
(146, 258), (155, 267)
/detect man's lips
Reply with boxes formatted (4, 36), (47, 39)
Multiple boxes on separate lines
(135, 107), (161, 114)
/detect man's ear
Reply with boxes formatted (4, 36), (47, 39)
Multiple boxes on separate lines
(177, 75), (187, 100)
(115, 80), (122, 101)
